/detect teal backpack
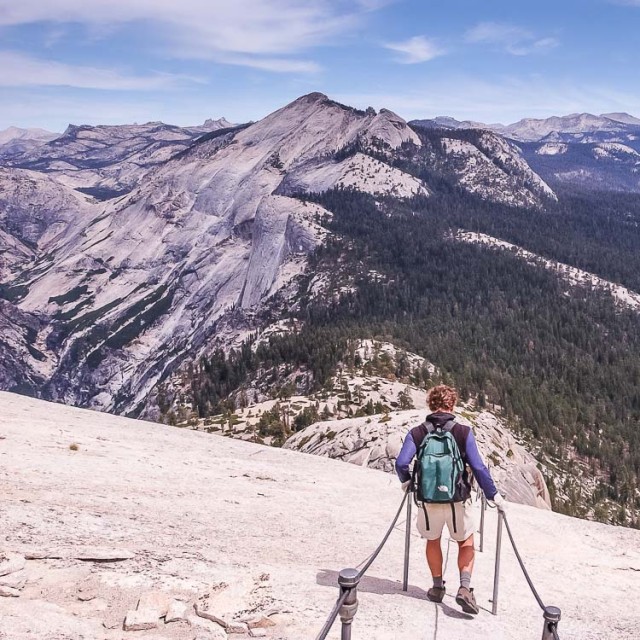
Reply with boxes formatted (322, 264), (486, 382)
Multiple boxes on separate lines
(413, 420), (467, 503)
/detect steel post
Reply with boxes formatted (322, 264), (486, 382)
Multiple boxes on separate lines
(491, 509), (503, 616)
(338, 568), (360, 640)
(541, 606), (561, 640)
(402, 494), (412, 591)
(479, 492), (486, 553)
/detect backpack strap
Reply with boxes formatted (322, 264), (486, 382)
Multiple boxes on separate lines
(422, 502), (431, 532)
(441, 419), (456, 433)
(410, 422), (429, 448)
(414, 418), (456, 442)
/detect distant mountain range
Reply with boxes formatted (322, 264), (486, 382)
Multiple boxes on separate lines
(412, 111), (640, 141)
(502, 112), (640, 142)
(0, 118), (234, 198)
(0, 126), (59, 157)
(411, 111), (640, 192)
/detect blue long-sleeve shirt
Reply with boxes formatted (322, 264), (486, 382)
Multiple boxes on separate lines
(395, 426), (498, 500)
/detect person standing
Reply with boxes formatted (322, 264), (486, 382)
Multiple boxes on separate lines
(395, 384), (506, 614)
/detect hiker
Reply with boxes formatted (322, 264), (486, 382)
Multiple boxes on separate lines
(395, 384), (505, 615)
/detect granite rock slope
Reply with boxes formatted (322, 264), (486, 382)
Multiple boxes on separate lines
(1, 391), (639, 640)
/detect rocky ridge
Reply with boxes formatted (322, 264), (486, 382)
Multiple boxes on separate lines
(455, 231), (640, 313)
(436, 132), (556, 207)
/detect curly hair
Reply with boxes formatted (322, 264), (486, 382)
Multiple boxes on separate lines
(427, 385), (458, 412)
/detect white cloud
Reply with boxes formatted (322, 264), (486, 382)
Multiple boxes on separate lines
(0, 51), (194, 90)
(466, 22), (559, 56)
(384, 36), (444, 64)
(215, 54), (321, 74)
(0, 0), (381, 73)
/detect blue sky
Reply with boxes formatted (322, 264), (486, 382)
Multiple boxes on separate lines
(1, 0), (640, 131)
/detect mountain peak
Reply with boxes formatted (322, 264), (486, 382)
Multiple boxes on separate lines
(602, 112), (640, 126)
(202, 117), (234, 129)
(0, 126), (58, 145)
(296, 91), (329, 103)
(282, 92), (331, 110)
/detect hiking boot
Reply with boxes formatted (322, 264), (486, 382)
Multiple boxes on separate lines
(455, 586), (479, 614)
(427, 583), (446, 603)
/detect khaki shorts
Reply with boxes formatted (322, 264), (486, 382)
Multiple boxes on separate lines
(416, 501), (476, 542)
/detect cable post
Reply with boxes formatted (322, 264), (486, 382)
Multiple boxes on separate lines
(479, 492), (486, 552)
(338, 568), (360, 640)
(315, 490), (408, 639)
(541, 605), (562, 640)
(402, 488), (412, 591)
(491, 508), (504, 615)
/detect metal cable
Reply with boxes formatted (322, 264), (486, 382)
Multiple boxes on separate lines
(356, 488), (409, 579)
(319, 490), (564, 640)
(489, 502), (563, 638)
(500, 510), (546, 611)
(315, 488), (410, 640)
(315, 588), (350, 640)
(354, 517), (406, 571)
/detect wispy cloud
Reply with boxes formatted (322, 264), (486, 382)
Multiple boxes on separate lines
(215, 54), (321, 74)
(0, 0), (381, 74)
(384, 36), (444, 64)
(466, 22), (559, 56)
(0, 51), (195, 90)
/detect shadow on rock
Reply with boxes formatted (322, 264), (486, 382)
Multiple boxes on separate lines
(317, 569), (430, 600)
(317, 569), (475, 626)
(438, 596), (475, 620)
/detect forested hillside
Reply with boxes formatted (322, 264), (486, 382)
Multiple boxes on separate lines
(307, 183), (640, 523)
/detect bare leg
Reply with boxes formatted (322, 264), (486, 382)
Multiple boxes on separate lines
(455, 533), (479, 613)
(426, 538), (443, 578)
(457, 534), (475, 574)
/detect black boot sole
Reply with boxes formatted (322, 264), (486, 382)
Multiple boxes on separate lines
(455, 594), (479, 614)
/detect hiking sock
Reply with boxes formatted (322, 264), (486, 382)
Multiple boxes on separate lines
(460, 571), (472, 590)
(433, 576), (444, 589)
